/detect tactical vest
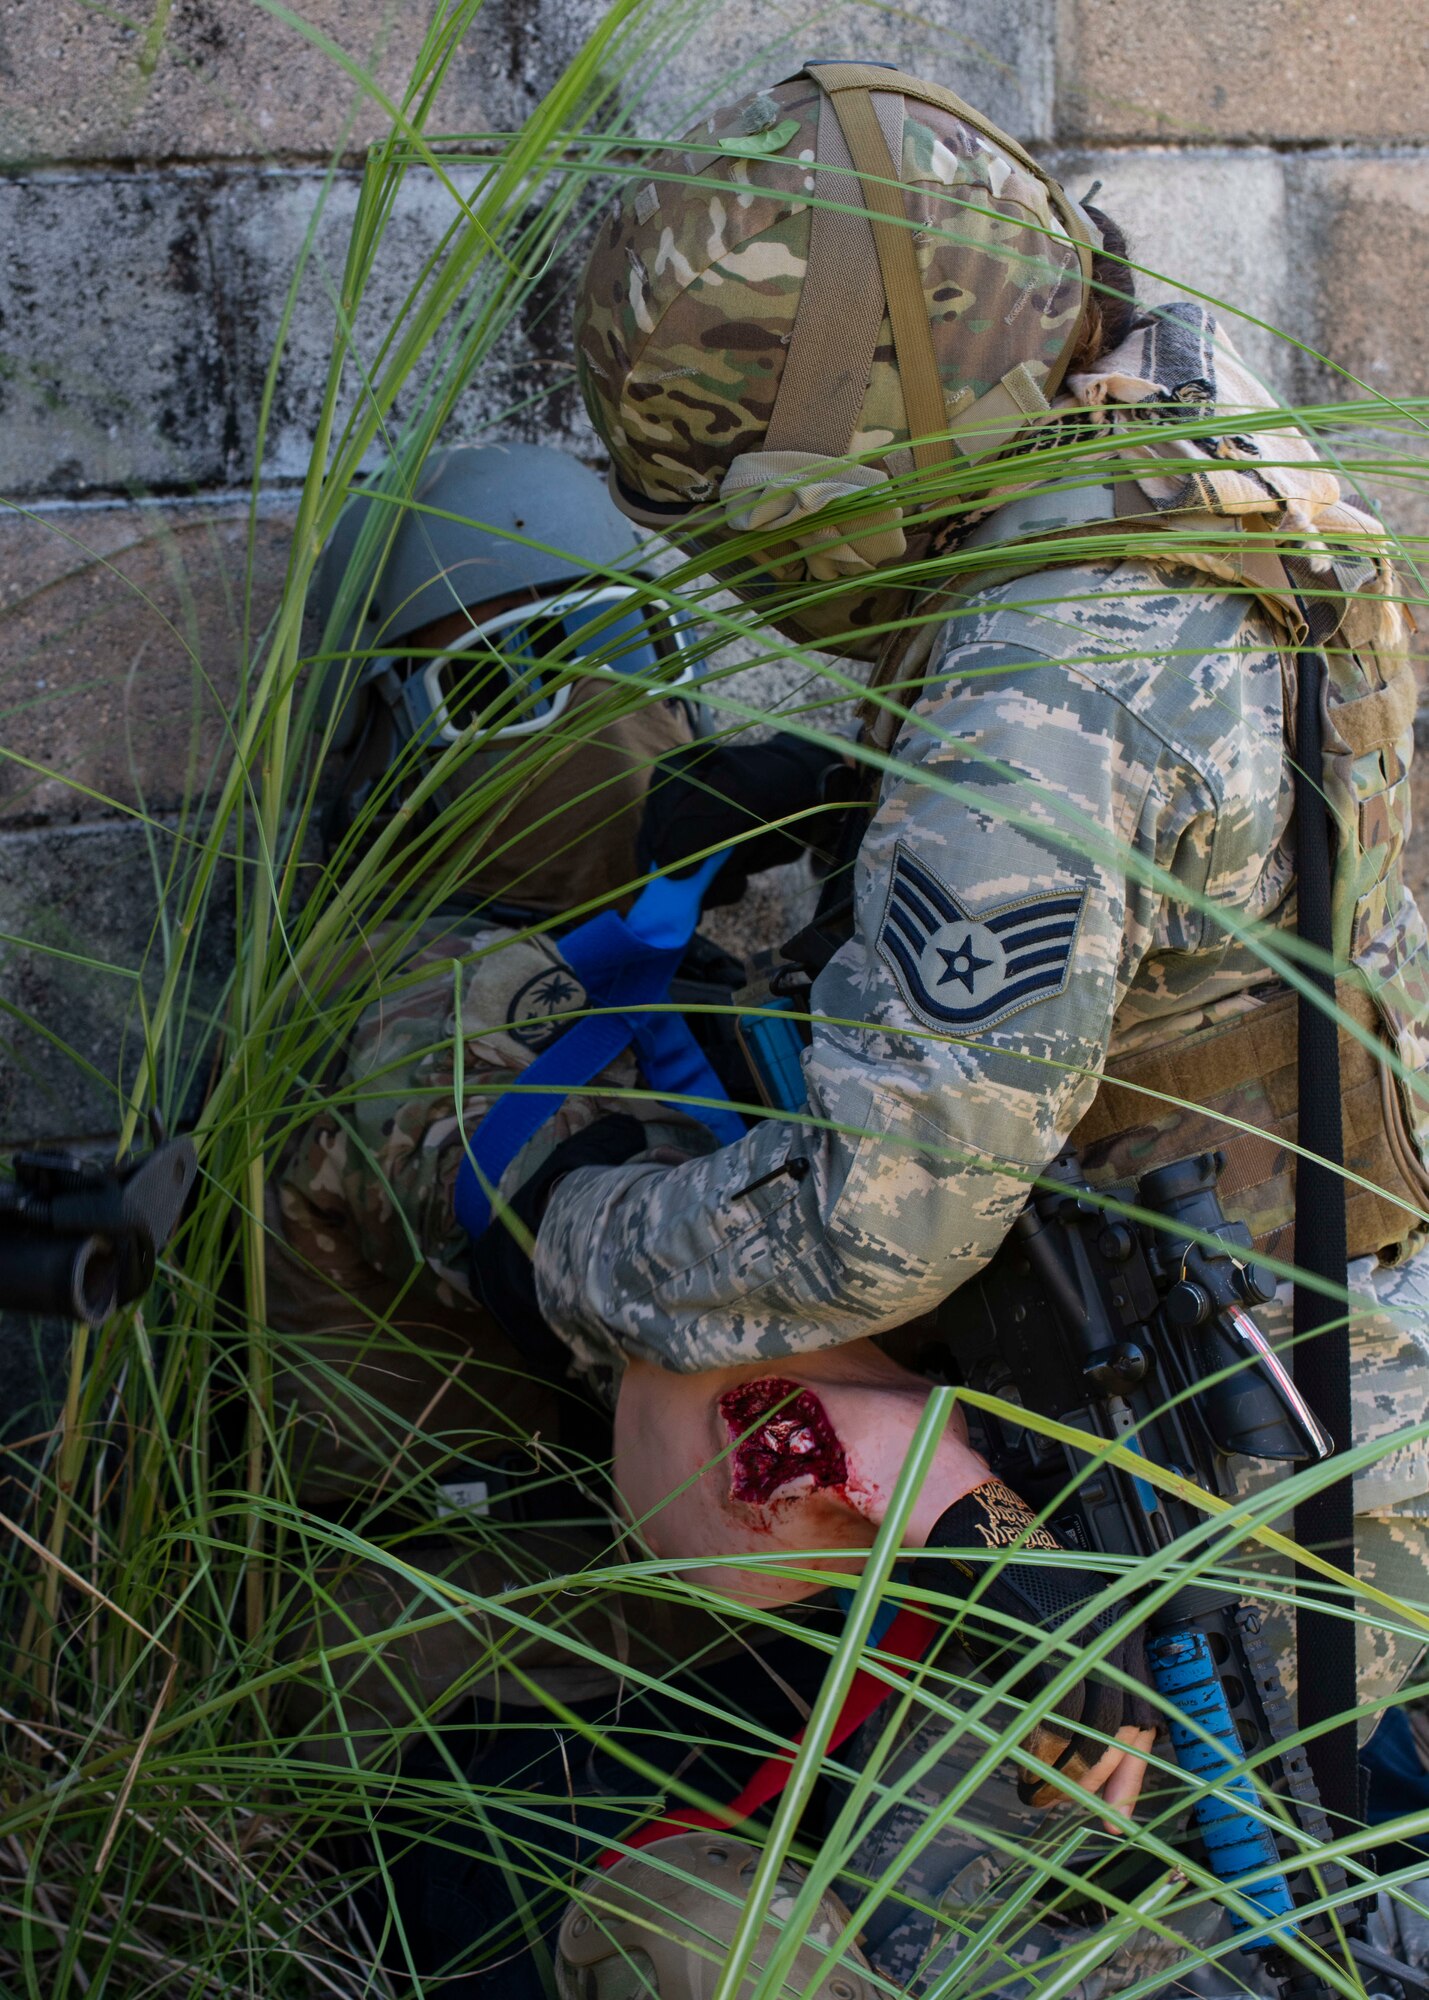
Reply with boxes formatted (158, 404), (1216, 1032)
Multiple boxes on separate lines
(856, 484), (1429, 1267)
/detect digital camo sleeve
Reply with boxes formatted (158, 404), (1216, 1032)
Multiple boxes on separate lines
(535, 638), (1192, 1381)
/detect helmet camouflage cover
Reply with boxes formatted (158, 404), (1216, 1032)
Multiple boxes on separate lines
(556, 1832), (875, 1999)
(576, 62), (1095, 656)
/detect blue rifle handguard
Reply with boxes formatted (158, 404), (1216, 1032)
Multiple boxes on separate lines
(1147, 1627), (1295, 1946)
(737, 995), (810, 1115)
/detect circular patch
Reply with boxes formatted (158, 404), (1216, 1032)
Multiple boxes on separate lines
(505, 964), (587, 1052)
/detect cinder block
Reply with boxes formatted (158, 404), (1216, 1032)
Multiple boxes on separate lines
(0, 0), (1053, 167)
(0, 165), (594, 495)
(1280, 159), (1429, 549)
(1286, 157), (1429, 404)
(634, 0), (1055, 143)
(0, 173), (241, 494)
(0, 496), (296, 825)
(1056, 0), (1429, 144)
(224, 167), (594, 482)
(1046, 148), (1294, 393)
(0, 820), (233, 1142)
(0, 0), (606, 167)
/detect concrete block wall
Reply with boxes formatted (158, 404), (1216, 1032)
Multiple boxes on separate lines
(3, 0), (1429, 1154)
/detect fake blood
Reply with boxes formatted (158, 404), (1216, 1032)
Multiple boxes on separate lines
(718, 1377), (849, 1505)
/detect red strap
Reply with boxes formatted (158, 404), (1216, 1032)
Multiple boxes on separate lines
(600, 1607), (937, 1866)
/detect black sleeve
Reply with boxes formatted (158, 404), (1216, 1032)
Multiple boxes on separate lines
(638, 734), (848, 907)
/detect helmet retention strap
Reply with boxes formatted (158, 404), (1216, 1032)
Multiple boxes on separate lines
(814, 68), (956, 474)
(762, 88), (886, 460)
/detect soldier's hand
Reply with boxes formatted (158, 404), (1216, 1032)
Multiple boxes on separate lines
(910, 1479), (1158, 1830)
(639, 734), (849, 906)
(1025, 1718), (1158, 1831)
(467, 1115), (651, 1375)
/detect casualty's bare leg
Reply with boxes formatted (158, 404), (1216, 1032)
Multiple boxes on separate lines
(614, 1339), (1155, 1824)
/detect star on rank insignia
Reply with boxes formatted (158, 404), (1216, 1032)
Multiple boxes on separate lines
(877, 845), (1086, 1032)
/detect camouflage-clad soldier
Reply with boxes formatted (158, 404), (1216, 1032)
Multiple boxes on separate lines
(278, 67), (1429, 1997)
(534, 57), (1429, 1644)
(270, 440), (856, 1811)
(269, 441), (702, 1511)
(452, 60), (1429, 1998)
(272, 440), (895, 1999)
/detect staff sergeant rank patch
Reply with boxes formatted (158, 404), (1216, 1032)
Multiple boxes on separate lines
(878, 845), (1086, 1032)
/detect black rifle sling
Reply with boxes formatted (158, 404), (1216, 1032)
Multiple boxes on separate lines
(1290, 636), (1358, 1830)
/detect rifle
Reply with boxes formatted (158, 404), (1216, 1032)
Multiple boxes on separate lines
(921, 1148), (1410, 1998)
(0, 1118), (197, 1322)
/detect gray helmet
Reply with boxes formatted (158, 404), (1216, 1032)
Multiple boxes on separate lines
(313, 441), (643, 752)
(555, 1833), (875, 2000)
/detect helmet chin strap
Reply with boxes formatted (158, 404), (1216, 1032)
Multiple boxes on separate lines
(331, 657), (460, 847)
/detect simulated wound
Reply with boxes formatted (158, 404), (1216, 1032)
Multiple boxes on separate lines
(718, 1377), (848, 1505)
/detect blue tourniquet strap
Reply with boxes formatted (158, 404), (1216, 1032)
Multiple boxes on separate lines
(454, 850), (746, 1237)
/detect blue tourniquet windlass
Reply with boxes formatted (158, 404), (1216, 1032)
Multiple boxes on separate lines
(454, 850), (746, 1238)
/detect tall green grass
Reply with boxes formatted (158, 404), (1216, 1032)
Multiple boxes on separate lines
(5, 2), (1429, 1994)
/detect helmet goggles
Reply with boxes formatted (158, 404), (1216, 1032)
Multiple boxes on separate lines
(399, 583), (697, 747)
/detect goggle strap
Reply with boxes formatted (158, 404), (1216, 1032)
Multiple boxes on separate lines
(417, 585), (692, 746)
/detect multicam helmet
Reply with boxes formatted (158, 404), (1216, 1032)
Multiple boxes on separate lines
(575, 62), (1096, 657)
(555, 1833), (876, 2000)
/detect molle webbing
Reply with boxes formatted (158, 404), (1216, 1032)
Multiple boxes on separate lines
(861, 489), (1414, 762)
(1070, 982), (1429, 1265)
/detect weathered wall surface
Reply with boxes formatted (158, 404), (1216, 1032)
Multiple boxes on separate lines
(2, 0), (1427, 1168)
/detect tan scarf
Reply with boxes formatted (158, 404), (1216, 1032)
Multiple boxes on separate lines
(1062, 301), (1405, 643)
(860, 302), (1410, 742)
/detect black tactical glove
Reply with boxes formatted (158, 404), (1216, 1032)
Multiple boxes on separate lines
(912, 1479), (1157, 1804)
(467, 1115), (650, 1376)
(639, 735), (848, 907)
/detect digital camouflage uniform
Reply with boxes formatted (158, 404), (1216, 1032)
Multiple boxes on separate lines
(557, 54), (1429, 1996)
(267, 913), (717, 1507)
(275, 525), (1429, 1990)
(530, 552), (1429, 1990)
(273, 565), (1429, 1683)
(280, 58), (1429, 1974)
(536, 554), (1429, 1513)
